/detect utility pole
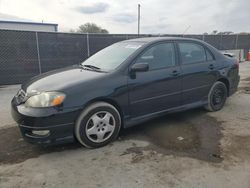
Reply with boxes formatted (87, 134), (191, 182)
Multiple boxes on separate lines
(138, 4), (141, 36)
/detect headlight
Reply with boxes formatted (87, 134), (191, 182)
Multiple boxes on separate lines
(25, 92), (66, 108)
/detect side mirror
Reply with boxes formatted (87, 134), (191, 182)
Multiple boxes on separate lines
(130, 63), (149, 72)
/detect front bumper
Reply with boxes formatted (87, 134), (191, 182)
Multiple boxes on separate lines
(11, 99), (80, 145)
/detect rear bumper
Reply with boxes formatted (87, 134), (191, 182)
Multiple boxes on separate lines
(229, 75), (240, 96)
(11, 99), (81, 145)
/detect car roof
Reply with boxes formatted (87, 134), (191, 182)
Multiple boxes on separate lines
(124, 37), (202, 44)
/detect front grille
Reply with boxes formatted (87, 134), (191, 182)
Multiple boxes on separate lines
(15, 89), (27, 104)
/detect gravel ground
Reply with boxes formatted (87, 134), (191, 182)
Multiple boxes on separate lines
(0, 62), (250, 188)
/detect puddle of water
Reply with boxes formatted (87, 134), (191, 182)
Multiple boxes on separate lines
(238, 86), (250, 94)
(239, 77), (250, 94)
(120, 109), (223, 163)
(225, 135), (250, 161)
(144, 120), (200, 151)
(238, 87), (250, 94)
(242, 77), (250, 82)
(0, 126), (81, 164)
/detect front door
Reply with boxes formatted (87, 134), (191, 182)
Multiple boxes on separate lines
(128, 42), (182, 118)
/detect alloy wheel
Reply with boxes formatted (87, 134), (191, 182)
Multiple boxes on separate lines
(85, 111), (115, 143)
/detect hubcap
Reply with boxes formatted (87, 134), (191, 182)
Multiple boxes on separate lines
(85, 111), (115, 143)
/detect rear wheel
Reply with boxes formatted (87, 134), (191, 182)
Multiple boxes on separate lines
(205, 81), (228, 112)
(75, 102), (121, 148)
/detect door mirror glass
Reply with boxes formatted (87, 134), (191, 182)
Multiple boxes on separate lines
(131, 63), (149, 72)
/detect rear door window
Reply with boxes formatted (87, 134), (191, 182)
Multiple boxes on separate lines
(178, 42), (206, 64)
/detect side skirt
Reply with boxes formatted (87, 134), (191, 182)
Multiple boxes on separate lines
(123, 100), (207, 128)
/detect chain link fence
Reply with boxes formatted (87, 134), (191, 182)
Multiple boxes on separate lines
(0, 29), (250, 85)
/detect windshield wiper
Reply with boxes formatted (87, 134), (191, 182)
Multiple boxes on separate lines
(82, 64), (100, 70)
(79, 64), (108, 73)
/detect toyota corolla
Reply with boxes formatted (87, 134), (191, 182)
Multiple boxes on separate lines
(11, 37), (240, 148)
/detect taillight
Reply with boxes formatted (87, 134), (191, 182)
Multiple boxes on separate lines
(235, 60), (239, 69)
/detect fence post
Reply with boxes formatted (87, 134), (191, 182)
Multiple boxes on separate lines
(86, 33), (90, 57)
(202, 34), (205, 41)
(35, 32), (42, 74)
(219, 33), (223, 50)
(235, 34), (239, 49)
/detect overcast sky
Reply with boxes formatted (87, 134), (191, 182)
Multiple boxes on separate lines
(0, 0), (249, 34)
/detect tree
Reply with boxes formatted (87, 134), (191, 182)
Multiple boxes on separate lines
(212, 30), (218, 35)
(217, 31), (234, 35)
(238, 32), (250, 35)
(210, 30), (234, 35)
(71, 23), (109, 34)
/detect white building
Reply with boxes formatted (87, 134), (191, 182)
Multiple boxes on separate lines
(0, 20), (58, 32)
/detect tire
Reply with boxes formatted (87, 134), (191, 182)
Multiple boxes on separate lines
(75, 102), (121, 148)
(205, 81), (228, 112)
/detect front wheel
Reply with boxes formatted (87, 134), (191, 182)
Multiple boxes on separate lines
(205, 81), (228, 112)
(75, 102), (121, 148)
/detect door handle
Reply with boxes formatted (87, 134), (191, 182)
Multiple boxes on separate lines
(208, 64), (214, 70)
(171, 70), (180, 76)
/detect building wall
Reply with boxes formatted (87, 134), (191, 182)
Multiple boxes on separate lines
(0, 22), (57, 32)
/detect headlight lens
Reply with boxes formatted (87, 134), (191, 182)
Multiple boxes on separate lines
(25, 92), (66, 108)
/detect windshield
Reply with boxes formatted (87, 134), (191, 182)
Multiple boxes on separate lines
(81, 42), (144, 71)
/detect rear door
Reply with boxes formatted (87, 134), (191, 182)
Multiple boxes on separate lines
(128, 42), (182, 118)
(177, 41), (217, 105)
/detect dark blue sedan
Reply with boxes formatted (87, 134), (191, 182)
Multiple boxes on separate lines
(11, 37), (240, 148)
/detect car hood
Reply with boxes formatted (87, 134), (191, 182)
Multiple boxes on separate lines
(22, 66), (106, 94)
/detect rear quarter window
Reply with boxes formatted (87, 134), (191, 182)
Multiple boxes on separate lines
(206, 49), (215, 61)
